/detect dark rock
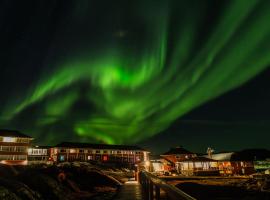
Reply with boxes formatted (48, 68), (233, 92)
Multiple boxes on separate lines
(0, 186), (20, 200)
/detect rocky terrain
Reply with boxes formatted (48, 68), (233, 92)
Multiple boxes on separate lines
(173, 175), (270, 200)
(0, 162), (134, 200)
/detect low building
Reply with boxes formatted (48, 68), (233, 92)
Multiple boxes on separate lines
(161, 146), (197, 165)
(150, 155), (173, 174)
(28, 146), (52, 164)
(176, 156), (219, 176)
(51, 142), (149, 165)
(0, 129), (33, 165)
(206, 152), (255, 175)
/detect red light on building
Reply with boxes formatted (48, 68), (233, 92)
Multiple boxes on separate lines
(103, 155), (108, 161)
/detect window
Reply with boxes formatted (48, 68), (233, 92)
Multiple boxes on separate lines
(96, 150), (100, 154)
(103, 155), (108, 161)
(60, 149), (66, 153)
(0, 155), (13, 160)
(13, 155), (27, 160)
(17, 146), (26, 152)
(59, 155), (65, 161)
(3, 137), (15, 143)
(136, 156), (140, 161)
(70, 149), (76, 153)
(1, 146), (14, 152)
(87, 155), (93, 160)
(16, 138), (29, 143)
(79, 149), (84, 153)
(117, 151), (121, 154)
(103, 150), (108, 154)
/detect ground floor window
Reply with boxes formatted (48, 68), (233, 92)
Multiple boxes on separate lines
(59, 155), (65, 161)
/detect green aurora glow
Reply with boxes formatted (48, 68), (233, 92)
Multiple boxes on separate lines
(1, 0), (270, 144)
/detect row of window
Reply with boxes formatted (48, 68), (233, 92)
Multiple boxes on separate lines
(0, 137), (30, 143)
(58, 148), (142, 155)
(28, 156), (48, 161)
(59, 154), (141, 162)
(0, 155), (27, 160)
(0, 146), (27, 152)
(28, 148), (47, 155)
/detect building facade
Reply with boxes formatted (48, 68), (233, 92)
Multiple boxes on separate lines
(176, 156), (219, 176)
(0, 130), (33, 165)
(51, 142), (149, 165)
(207, 152), (255, 175)
(28, 146), (52, 164)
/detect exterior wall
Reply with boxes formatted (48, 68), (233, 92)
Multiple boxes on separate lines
(218, 161), (255, 175)
(28, 147), (51, 163)
(51, 147), (149, 164)
(150, 159), (173, 172)
(176, 161), (219, 176)
(0, 136), (31, 165)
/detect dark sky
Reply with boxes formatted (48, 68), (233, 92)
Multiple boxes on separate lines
(139, 67), (270, 154)
(0, 0), (270, 154)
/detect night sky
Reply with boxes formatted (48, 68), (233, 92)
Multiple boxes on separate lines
(0, 0), (270, 153)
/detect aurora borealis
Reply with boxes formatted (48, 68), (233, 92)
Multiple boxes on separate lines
(1, 0), (270, 148)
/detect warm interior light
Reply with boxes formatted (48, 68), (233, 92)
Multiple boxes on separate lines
(145, 161), (150, 167)
(70, 149), (76, 153)
(3, 137), (15, 142)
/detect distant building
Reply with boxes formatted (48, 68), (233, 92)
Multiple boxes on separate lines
(0, 129), (33, 165)
(150, 155), (173, 173)
(161, 146), (197, 164)
(206, 152), (255, 175)
(28, 146), (52, 164)
(51, 142), (149, 165)
(176, 156), (219, 176)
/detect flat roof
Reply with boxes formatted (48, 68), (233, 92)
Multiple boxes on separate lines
(55, 142), (147, 151)
(0, 129), (33, 138)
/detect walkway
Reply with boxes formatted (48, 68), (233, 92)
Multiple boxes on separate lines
(114, 180), (143, 200)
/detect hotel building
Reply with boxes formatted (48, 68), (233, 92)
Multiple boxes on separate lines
(0, 129), (33, 165)
(51, 142), (149, 164)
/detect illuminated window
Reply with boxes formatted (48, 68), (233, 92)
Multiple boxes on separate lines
(143, 152), (148, 161)
(28, 148), (33, 154)
(103, 155), (108, 161)
(59, 155), (65, 161)
(87, 155), (93, 160)
(3, 137), (15, 143)
(70, 149), (76, 153)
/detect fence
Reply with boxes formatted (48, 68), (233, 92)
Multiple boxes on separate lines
(139, 171), (196, 200)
